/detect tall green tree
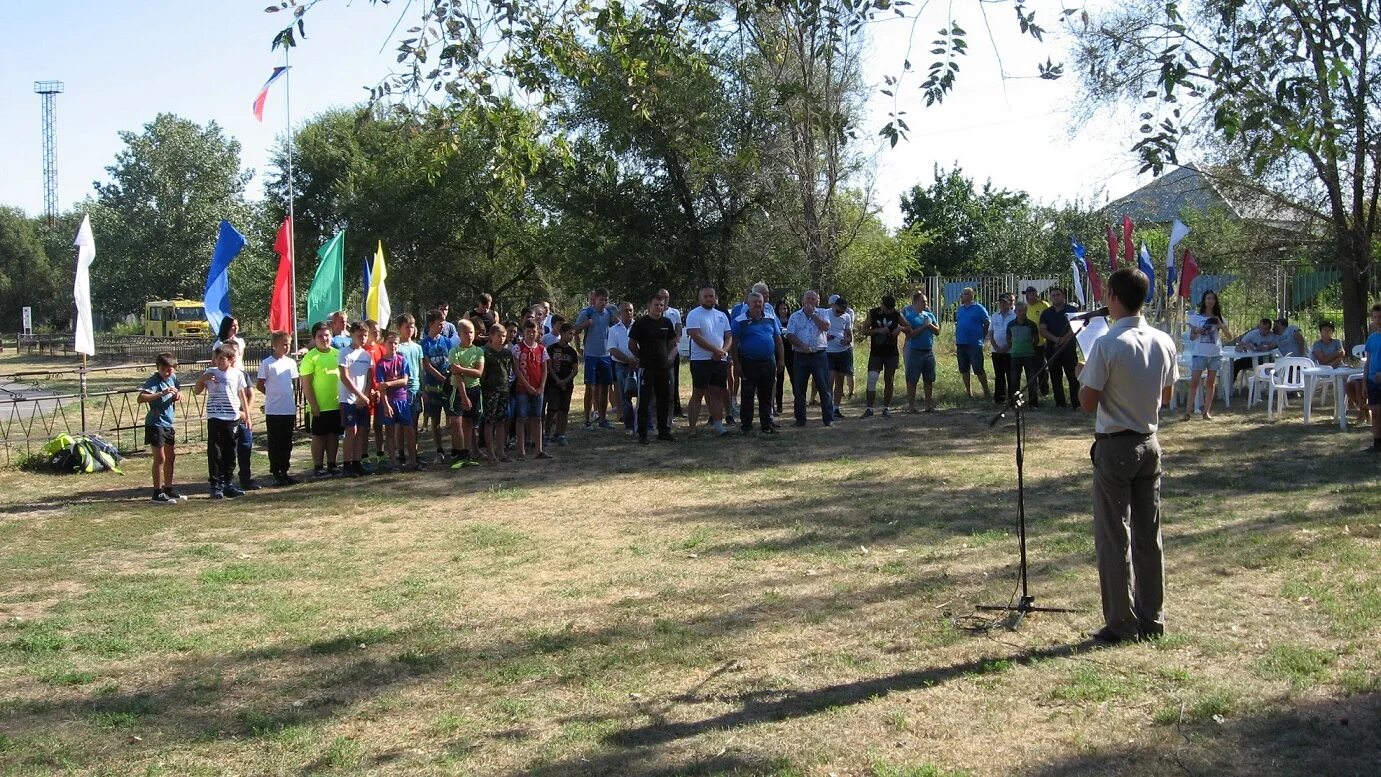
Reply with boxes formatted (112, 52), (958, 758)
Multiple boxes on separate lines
(900, 165), (1034, 276)
(267, 104), (552, 317)
(89, 114), (255, 318)
(1073, 0), (1381, 344)
(0, 209), (64, 329)
(742, 0), (872, 290)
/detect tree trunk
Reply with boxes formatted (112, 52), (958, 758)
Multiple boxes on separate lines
(1337, 228), (1370, 347)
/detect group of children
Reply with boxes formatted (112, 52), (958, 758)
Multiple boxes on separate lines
(137, 307), (591, 502)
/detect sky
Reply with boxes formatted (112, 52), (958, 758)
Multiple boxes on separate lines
(0, 0), (1149, 230)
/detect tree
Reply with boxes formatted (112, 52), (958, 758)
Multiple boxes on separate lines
(1073, 0), (1381, 344)
(831, 195), (927, 306)
(267, 1), (1067, 151)
(899, 165), (1036, 276)
(741, 0), (872, 290)
(89, 114), (255, 318)
(0, 209), (63, 329)
(267, 104), (552, 318)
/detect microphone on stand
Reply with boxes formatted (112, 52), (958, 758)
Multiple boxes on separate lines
(1069, 306), (1110, 322)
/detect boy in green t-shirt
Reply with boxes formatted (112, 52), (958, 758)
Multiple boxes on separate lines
(447, 319), (486, 468)
(1007, 302), (1041, 409)
(299, 322), (342, 476)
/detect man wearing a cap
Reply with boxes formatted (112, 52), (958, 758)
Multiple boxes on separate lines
(1023, 286), (1051, 397)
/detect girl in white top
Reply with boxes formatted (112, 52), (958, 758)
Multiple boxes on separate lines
(1184, 290), (1231, 421)
(213, 316), (248, 369)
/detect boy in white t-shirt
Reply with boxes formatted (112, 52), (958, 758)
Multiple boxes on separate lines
(337, 321), (376, 476)
(195, 342), (252, 499)
(256, 331), (300, 486)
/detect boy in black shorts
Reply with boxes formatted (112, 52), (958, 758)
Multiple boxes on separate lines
(545, 323), (579, 446)
(138, 353), (184, 502)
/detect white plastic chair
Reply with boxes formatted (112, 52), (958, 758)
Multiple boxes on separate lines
(1267, 357), (1313, 421)
(1247, 363), (1275, 408)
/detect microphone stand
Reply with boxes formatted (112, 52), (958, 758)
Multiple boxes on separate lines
(978, 318), (1091, 629)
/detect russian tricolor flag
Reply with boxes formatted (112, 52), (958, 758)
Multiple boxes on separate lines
(252, 67), (289, 122)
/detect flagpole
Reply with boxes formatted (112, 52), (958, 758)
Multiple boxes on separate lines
(285, 46), (299, 354)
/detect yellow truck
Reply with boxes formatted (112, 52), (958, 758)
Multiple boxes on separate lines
(143, 299), (211, 338)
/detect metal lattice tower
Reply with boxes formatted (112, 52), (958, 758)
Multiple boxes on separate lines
(34, 81), (64, 225)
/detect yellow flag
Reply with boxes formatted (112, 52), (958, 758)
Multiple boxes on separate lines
(366, 241), (390, 326)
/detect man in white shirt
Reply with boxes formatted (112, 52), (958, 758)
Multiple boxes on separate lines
(607, 301), (638, 433)
(1079, 267), (1178, 644)
(784, 290), (835, 426)
(987, 292), (1018, 404)
(685, 286), (734, 436)
(825, 296), (854, 419)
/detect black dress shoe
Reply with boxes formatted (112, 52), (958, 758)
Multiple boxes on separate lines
(240, 479), (263, 491)
(1090, 626), (1133, 644)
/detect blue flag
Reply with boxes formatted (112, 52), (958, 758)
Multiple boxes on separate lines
(362, 255), (372, 321)
(204, 220), (246, 335)
(1138, 242), (1156, 304)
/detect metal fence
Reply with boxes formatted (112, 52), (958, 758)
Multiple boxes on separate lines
(0, 354), (302, 466)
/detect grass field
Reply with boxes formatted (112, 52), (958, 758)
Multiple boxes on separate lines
(1, 348), (1379, 776)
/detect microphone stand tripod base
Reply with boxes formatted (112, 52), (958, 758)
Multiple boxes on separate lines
(977, 353), (1085, 632)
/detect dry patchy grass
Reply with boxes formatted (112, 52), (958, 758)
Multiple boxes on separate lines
(1, 366), (1379, 776)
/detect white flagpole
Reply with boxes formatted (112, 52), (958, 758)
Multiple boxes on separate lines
(285, 48), (299, 353)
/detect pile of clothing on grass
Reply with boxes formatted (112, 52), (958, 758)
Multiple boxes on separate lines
(42, 433), (123, 475)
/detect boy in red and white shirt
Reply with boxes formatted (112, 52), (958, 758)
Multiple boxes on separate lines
(512, 321), (551, 460)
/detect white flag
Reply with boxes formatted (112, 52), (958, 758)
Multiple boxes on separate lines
(1071, 257), (1087, 308)
(73, 215), (96, 356)
(1166, 218), (1189, 269)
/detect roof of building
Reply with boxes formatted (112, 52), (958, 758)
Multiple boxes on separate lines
(1105, 163), (1236, 223)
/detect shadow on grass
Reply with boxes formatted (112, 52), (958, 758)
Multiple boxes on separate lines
(516, 641), (1097, 777)
(1018, 690), (1380, 777)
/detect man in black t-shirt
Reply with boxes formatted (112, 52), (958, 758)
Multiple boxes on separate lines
(862, 295), (903, 417)
(1038, 287), (1081, 408)
(628, 293), (680, 442)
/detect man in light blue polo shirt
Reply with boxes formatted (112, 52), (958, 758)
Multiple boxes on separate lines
(784, 290), (835, 427)
(731, 292), (784, 434)
(902, 291), (941, 412)
(574, 287), (619, 429)
(953, 286), (992, 400)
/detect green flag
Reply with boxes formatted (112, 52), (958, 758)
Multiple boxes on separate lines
(306, 231), (345, 330)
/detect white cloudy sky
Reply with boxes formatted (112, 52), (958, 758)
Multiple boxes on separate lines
(0, 0), (1149, 229)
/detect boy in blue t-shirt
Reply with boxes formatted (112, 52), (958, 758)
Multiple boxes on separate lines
(138, 353), (184, 503)
(1366, 303), (1381, 453)
(420, 309), (459, 460)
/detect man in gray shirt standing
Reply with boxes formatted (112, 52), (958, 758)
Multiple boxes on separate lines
(1079, 267), (1179, 644)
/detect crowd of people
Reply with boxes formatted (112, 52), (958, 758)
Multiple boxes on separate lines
(133, 280), (1381, 502)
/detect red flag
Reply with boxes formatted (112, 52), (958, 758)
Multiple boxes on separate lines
(268, 218), (294, 332)
(1086, 259), (1105, 303)
(1122, 215), (1135, 267)
(1177, 249), (1199, 299)
(1106, 224), (1119, 269)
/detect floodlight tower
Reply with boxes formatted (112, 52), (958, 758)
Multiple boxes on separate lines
(34, 81), (64, 226)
